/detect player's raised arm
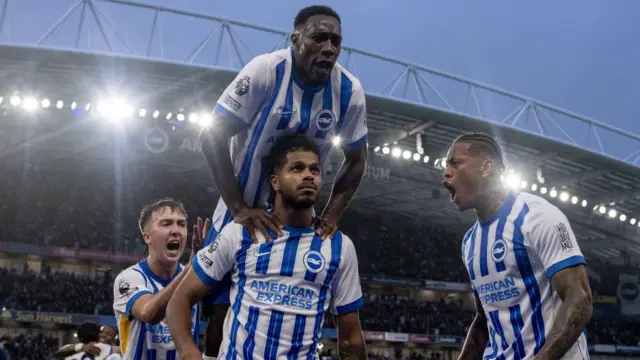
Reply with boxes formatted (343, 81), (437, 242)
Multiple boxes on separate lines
(167, 224), (239, 360)
(199, 55), (283, 241)
(458, 291), (489, 360)
(330, 236), (367, 359)
(527, 207), (592, 360)
(317, 84), (368, 240)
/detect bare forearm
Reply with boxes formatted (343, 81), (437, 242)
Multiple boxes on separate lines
(54, 345), (77, 358)
(167, 293), (201, 360)
(458, 315), (489, 360)
(536, 292), (592, 360)
(200, 128), (247, 215)
(321, 154), (366, 221)
(338, 331), (367, 360)
(142, 267), (189, 324)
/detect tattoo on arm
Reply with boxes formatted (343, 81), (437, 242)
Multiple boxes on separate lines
(537, 266), (592, 360)
(338, 341), (367, 360)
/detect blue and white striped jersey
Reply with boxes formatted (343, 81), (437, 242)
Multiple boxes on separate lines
(113, 260), (200, 360)
(209, 47), (368, 234)
(462, 191), (589, 360)
(193, 223), (364, 360)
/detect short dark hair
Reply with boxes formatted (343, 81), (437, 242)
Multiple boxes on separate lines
(138, 198), (187, 234)
(294, 5), (341, 29)
(267, 135), (321, 175)
(454, 132), (505, 172)
(77, 322), (101, 344)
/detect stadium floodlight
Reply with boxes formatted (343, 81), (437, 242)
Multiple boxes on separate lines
(177, 113), (185, 122)
(85, 103), (91, 111)
(559, 192), (569, 202)
(152, 110), (160, 119)
(374, 146), (380, 153)
(71, 102), (77, 110)
(581, 199), (587, 207)
(56, 100), (63, 109)
(505, 173), (520, 189)
(391, 147), (401, 158)
(402, 150), (412, 160)
(638, 221), (640, 228)
(41, 99), (50, 108)
(200, 113), (213, 128)
(620, 214), (627, 222)
(139, 109), (147, 117)
(10, 95), (21, 107)
(189, 113), (200, 123)
(540, 187), (547, 195)
(166, 112), (172, 120)
(608, 209), (617, 218)
(631, 218), (637, 225)
(531, 183), (538, 192)
(0, 97), (3, 104)
(382, 146), (390, 155)
(97, 97), (134, 122)
(598, 206), (606, 214)
(412, 153), (421, 161)
(549, 189), (558, 198)
(571, 196), (578, 204)
(332, 136), (342, 147)
(520, 180), (528, 189)
(423, 155), (430, 163)
(23, 97), (38, 111)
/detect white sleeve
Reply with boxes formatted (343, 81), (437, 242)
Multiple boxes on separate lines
(213, 54), (273, 129)
(338, 81), (368, 150)
(192, 224), (240, 286)
(330, 235), (364, 315)
(113, 268), (153, 319)
(526, 204), (586, 279)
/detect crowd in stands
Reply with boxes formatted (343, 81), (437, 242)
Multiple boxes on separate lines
(0, 334), (58, 360)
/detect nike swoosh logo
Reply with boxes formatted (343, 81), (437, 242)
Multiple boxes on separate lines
(254, 250), (279, 257)
(275, 107), (296, 116)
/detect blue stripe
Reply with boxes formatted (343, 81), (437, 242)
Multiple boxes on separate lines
(465, 225), (478, 280)
(287, 314), (307, 360)
(264, 310), (285, 360)
(167, 350), (177, 360)
(307, 232), (343, 359)
(484, 328), (498, 360)
(509, 304), (526, 360)
(297, 89), (316, 134)
(193, 304), (200, 347)
(304, 235), (323, 282)
(146, 349), (156, 360)
(512, 204), (546, 354)
(495, 192), (517, 272)
(336, 72), (353, 132)
(489, 310), (509, 350)
(480, 225), (490, 277)
(335, 296), (363, 315)
(276, 77), (295, 130)
(132, 268), (148, 288)
(226, 228), (254, 360)
(546, 255), (585, 279)
(242, 306), (261, 360)
(256, 241), (275, 274)
(315, 77), (333, 139)
(192, 255), (222, 287)
(132, 323), (146, 360)
(279, 232), (302, 277)
(125, 290), (152, 318)
(214, 103), (247, 128)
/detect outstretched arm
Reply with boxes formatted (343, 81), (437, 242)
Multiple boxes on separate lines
(335, 312), (367, 360)
(458, 293), (489, 360)
(534, 265), (592, 360)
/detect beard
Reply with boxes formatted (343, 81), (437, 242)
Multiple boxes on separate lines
(280, 190), (317, 209)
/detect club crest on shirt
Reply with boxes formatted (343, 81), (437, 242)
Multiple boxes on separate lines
(303, 250), (326, 273)
(234, 76), (250, 96)
(491, 239), (508, 262)
(315, 110), (336, 132)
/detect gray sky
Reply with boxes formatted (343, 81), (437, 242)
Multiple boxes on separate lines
(3, 0), (639, 161)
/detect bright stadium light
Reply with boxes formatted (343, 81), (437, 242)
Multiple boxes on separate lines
(423, 155), (430, 163)
(166, 112), (172, 120)
(382, 146), (390, 155)
(10, 95), (21, 107)
(402, 150), (412, 160)
(571, 196), (578, 204)
(200, 113), (213, 128)
(549, 189), (558, 198)
(139, 109), (147, 117)
(56, 100), (63, 109)
(581, 199), (588, 207)
(412, 153), (421, 161)
(71, 102), (77, 110)
(531, 184), (538, 192)
(177, 113), (185, 122)
(332, 136), (342, 147)
(374, 146), (380, 153)
(559, 192), (569, 202)
(540, 187), (547, 195)
(41, 99), (50, 108)
(23, 97), (38, 111)
(0, 96), (3, 104)
(97, 97), (134, 122)
(608, 209), (617, 218)
(189, 113), (200, 123)
(152, 110), (160, 119)
(520, 180), (528, 189)
(85, 103), (91, 111)
(598, 206), (606, 214)
(620, 214), (627, 222)
(505, 173), (520, 189)
(631, 218), (637, 226)
(391, 147), (401, 158)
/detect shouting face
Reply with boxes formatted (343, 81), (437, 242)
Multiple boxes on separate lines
(291, 14), (342, 87)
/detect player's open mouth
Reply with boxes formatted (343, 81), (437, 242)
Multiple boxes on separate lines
(166, 240), (180, 251)
(315, 60), (333, 71)
(443, 182), (457, 202)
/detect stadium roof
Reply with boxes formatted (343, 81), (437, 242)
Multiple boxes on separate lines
(0, 0), (639, 263)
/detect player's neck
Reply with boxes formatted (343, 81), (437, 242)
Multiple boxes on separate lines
(273, 201), (314, 229)
(474, 187), (509, 223)
(146, 255), (179, 279)
(292, 53), (323, 88)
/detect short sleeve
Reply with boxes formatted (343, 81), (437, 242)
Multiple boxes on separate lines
(213, 55), (273, 129)
(192, 224), (240, 287)
(113, 268), (153, 319)
(526, 204), (585, 279)
(330, 235), (364, 316)
(338, 80), (368, 150)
